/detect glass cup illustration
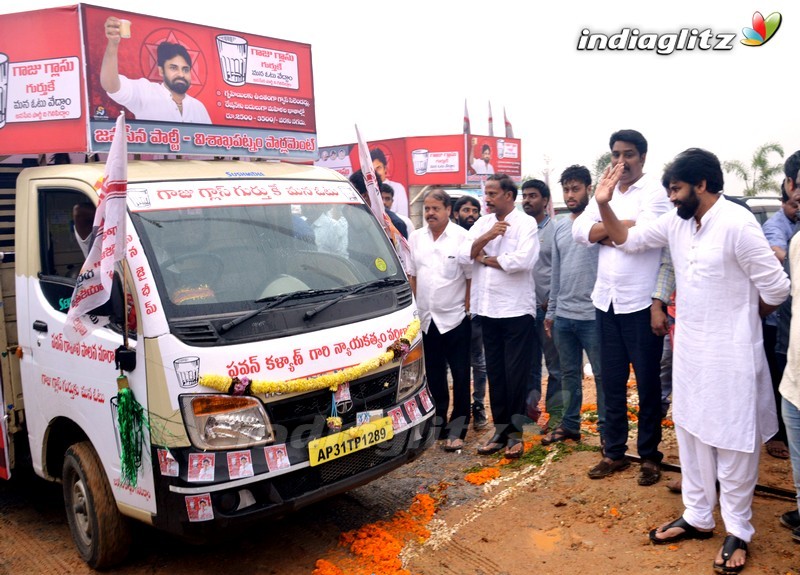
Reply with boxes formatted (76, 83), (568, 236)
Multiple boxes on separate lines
(127, 188), (151, 208)
(119, 19), (132, 39)
(174, 356), (200, 388)
(0, 53), (9, 130)
(216, 35), (248, 86)
(411, 149), (429, 176)
(497, 139), (505, 160)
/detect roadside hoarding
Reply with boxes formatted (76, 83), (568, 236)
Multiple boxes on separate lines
(0, 4), (317, 160)
(315, 134), (522, 191)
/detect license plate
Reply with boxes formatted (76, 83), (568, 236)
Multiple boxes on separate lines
(308, 417), (394, 467)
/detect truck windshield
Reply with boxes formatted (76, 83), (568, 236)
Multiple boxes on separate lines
(130, 201), (404, 322)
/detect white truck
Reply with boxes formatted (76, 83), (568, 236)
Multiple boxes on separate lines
(0, 4), (433, 569)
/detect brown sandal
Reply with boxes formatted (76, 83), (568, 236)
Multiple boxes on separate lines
(444, 438), (464, 452)
(504, 441), (524, 459)
(477, 441), (504, 455)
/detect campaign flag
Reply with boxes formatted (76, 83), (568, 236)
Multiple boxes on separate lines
(463, 99), (471, 135)
(65, 113), (128, 341)
(504, 106), (514, 138)
(355, 124), (410, 269)
(487, 101), (494, 137)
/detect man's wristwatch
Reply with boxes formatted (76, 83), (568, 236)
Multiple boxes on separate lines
(480, 255), (488, 265)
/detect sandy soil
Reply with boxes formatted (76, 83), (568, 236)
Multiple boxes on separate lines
(1, 376), (797, 575)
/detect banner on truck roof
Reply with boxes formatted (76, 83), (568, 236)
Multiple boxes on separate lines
(0, 4), (317, 159)
(0, 6), (87, 155)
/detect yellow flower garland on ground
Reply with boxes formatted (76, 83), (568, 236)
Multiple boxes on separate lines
(199, 319), (420, 395)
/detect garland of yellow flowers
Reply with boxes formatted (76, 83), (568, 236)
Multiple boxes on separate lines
(199, 319), (420, 396)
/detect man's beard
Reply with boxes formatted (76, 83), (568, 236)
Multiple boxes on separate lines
(457, 216), (475, 229)
(568, 196), (589, 214)
(675, 187), (700, 220)
(165, 76), (190, 95)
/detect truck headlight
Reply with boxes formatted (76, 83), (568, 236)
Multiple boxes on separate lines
(180, 395), (273, 450)
(396, 342), (424, 402)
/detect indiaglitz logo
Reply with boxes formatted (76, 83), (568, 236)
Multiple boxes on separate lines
(577, 10), (782, 55)
(740, 11), (782, 46)
(577, 27), (736, 55)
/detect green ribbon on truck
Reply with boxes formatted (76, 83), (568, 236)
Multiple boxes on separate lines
(115, 376), (147, 487)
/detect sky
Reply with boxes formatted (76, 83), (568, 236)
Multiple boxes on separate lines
(2, 0), (798, 200)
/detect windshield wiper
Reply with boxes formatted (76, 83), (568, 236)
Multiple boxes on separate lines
(219, 290), (327, 335)
(303, 278), (403, 321)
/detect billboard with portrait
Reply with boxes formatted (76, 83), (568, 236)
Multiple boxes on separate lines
(0, 4), (317, 160)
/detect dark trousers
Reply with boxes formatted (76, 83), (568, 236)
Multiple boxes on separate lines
(481, 314), (536, 443)
(423, 317), (472, 440)
(597, 304), (664, 463)
(764, 323), (788, 443)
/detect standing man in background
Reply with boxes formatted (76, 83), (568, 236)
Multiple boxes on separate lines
(543, 165), (604, 445)
(460, 174), (538, 459)
(408, 189), (472, 450)
(454, 195), (489, 430)
(573, 129), (671, 486)
(520, 179), (563, 429)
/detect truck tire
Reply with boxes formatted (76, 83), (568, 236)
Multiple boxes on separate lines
(62, 441), (132, 569)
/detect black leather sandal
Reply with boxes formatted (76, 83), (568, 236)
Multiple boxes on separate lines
(649, 516), (714, 545)
(713, 534), (748, 574)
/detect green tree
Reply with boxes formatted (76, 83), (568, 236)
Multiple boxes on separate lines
(593, 152), (611, 184)
(723, 143), (784, 197)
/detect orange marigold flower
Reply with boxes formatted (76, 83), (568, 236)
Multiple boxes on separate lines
(464, 467), (501, 485)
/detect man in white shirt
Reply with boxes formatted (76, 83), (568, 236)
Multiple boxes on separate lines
(101, 17), (212, 124)
(459, 174), (538, 458)
(597, 148), (789, 574)
(408, 188), (472, 451)
(573, 129), (671, 486)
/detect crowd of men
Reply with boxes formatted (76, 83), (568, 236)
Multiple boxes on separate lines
(397, 129), (800, 575)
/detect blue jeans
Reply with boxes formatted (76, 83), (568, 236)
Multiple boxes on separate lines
(527, 307), (564, 426)
(470, 315), (487, 406)
(597, 304), (664, 463)
(553, 316), (605, 434)
(782, 397), (800, 513)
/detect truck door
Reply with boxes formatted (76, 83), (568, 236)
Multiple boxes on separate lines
(17, 186), (128, 480)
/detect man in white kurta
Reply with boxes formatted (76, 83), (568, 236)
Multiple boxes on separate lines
(596, 149), (789, 573)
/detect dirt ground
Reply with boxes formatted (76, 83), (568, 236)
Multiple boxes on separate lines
(1, 376), (798, 575)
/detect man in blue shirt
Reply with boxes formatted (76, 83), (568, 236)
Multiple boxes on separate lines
(762, 182), (800, 460)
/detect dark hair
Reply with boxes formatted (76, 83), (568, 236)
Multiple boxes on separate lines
(379, 183), (394, 197)
(481, 144), (491, 154)
(157, 42), (192, 68)
(349, 170), (383, 195)
(486, 173), (518, 200)
(370, 148), (387, 167)
(521, 178), (550, 199)
(781, 180), (789, 203)
(423, 188), (451, 208)
(559, 165), (592, 187)
(609, 129), (648, 155)
(784, 150), (800, 182)
(662, 148), (724, 194)
(454, 195), (481, 212)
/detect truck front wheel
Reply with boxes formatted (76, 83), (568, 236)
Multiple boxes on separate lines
(62, 441), (132, 569)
